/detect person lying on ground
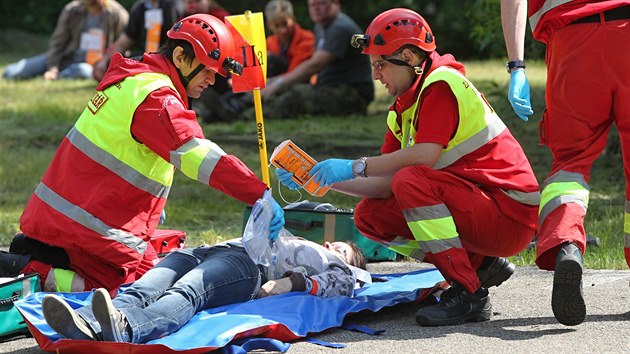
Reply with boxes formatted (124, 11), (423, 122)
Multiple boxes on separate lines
(41, 236), (367, 343)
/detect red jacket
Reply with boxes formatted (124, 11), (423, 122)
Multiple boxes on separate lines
(382, 52), (539, 228)
(20, 53), (267, 291)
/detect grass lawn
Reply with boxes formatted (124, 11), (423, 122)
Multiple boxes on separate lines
(0, 30), (626, 269)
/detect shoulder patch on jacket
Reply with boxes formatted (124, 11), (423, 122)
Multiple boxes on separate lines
(87, 91), (109, 114)
(162, 95), (184, 109)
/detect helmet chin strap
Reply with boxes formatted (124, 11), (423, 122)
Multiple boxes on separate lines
(177, 63), (206, 87)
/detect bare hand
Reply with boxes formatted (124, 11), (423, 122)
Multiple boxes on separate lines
(93, 60), (107, 81)
(260, 77), (283, 100)
(43, 69), (58, 81)
(257, 277), (292, 298)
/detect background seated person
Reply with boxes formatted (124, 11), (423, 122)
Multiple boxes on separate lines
(265, 0), (315, 78)
(182, 0), (229, 20)
(92, 0), (183, 81)
(214, 0), (316, 121)
(42, 237), (366, 343)
(258, 0), (374, 119)
(2, 0), (128, 80)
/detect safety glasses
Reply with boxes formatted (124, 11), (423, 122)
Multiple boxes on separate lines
(371, 56), (408, 72)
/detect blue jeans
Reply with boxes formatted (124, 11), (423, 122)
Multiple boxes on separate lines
(76, 245), (265, 343)
(2, 53), (93, 80)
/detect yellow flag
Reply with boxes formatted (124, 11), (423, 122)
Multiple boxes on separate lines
(225, 12), (267, 92)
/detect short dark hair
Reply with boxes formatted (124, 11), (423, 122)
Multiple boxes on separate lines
(345, 241), (367, 270)
(159, 38), (196, 65)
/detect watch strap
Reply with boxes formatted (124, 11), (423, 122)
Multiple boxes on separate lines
(506, 60), (526, 73)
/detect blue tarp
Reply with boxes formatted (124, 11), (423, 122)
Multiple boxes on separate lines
(16, 268), (444, 354)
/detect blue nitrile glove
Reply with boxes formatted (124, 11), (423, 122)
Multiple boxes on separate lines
(310, 159), (354, 187)
(508, 69), (534, 122)
(268, 195), (285, 241)
(159, 210), (166, 224)
(275, 168), (300, 190)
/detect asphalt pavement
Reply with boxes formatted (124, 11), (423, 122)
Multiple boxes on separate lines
(1, 262), (629, 354)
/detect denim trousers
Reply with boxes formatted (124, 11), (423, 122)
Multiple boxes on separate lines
(2, 53), (93, 80)
(76, 245), (265, 343)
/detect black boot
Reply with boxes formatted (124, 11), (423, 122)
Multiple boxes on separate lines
(416, 286), (492, 326)
(0, 251), (31, 277)
(477, 256), (515, 288)
(552, 242), (585, 326)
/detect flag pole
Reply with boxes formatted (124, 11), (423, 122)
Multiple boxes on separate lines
(252, 87), (270, 187)
(225, 10), (270, 187)
(244, 10), (270, 188)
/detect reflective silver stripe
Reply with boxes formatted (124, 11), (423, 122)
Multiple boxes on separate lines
(197, 142), (226, 185)
(434, 118), (506, 169)
(170, 138), (226, 184)
(21, 278), (32, 298)
(625, 233), (630, 248)
(403, 204), (451, 222)
(542, 170), (589, 190)
(386, 236), (414, 247)
(71, 273), (85, 292)
(408, 249), (426, 261)
(626, 200), (630, 213)
(34, 182), (147, 254)
(538, 194), (588, 228)
(385, 238), (425, 261)
(66, 127), (170, 198)
(502, 189), (541, 206)
(529, 0), (572, 31)
(420, 237), (463, 254)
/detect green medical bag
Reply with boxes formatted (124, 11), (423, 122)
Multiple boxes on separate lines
(243, 205), (399, 262)
(0, 272), (40, 339)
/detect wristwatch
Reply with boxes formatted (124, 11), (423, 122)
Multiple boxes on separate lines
(506, 60), (526, 73)
(353, 157), (368, 178)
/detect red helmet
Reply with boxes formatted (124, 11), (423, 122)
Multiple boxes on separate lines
(351, 8), (436, 55)
(167, 14), (242, 77)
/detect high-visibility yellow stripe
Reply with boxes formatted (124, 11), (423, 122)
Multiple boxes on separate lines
(407, 216), (458, 242)
(53, 268), (76, 292)
(74, 72), (176, 186)
(540, 181), (589, 210)
(179, 141), (214, 181)
(387, 66), (502, 169)
(624, 213), (630, 234)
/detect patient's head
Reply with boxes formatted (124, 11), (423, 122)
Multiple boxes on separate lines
(323, 241), (367, 270)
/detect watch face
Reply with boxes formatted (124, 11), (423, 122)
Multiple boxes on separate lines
(354, 160), (366, 174)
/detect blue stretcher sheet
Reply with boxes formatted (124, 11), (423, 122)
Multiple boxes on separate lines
(16, 268), (444, 354)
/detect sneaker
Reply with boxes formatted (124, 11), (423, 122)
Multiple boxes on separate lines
(92, 288), (128, 342)
(415, 286), (492, 326)
(42, 294), (96, 340)
(552, 242), (585, 326)
(477, 256), (515, 288)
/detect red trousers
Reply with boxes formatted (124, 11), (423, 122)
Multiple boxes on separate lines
(537, 18), (630, 269)
(355, 165), (537, 292)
